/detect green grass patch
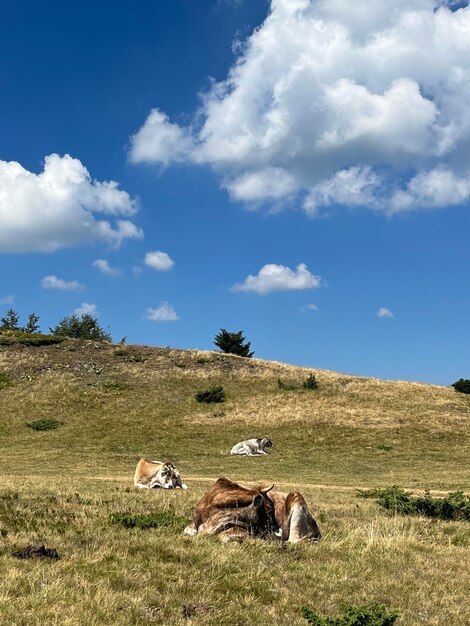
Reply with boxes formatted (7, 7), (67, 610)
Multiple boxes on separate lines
(357, 486), (470, 521)
(301, 604), (400, 625)
(25, 418), (62, 431)
(110, 510), (187, 531)
(0, 371), (12, 390)
(195, 385), (225, 403)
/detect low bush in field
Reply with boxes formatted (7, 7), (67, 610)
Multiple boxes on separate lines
(113, 349), (146, 362)
(195, 385), (225, 403)
(26, 418), (62, 431)
(357, 486), (470, 521)
(0, 332), (64, 346)
(0, 372), (12, 390)
(110, 510), (187, 530)
(303, 373), (318, 390)
(451, 378), (470, 394)
(301, 604), (399, 625)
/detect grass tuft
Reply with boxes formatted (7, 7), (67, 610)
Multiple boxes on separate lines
(110, 510), (187, 530)
(195, 385), (225, 403)
(25, 418), (62, 431)
(301, 604), (400, 625)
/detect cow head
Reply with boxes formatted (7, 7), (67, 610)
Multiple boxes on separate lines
(260, 437), (274, 450)
(155, 462), (182, 489)
(249, 484), (278, 537)
(194, 479), (279, 539)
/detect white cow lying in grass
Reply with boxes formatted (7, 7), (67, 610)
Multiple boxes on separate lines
(134, 458), (188, 489)
(230, 437), (274, 456)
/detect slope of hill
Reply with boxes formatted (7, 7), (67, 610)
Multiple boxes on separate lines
(0, 339), (468, 625)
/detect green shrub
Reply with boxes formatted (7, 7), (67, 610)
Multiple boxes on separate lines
(303, 374), (318, 390)
(0, 372), (12, 390)
(451, 378), (470, 394)
(113, 350), (146, 362)
(301, 604), (399, 625)
(16, 333), (65, 346)
(195, 385), (225, 403)
(110, 510), (187, 530)
(357, 486), (470, 521)
(26, 419), (62, 431)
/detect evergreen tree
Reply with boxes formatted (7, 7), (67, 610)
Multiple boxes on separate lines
(214, 329), (254, 358)
(0, 308), (20, 331)
(24, 313), (40, 333)
(50, 313), (111, 341)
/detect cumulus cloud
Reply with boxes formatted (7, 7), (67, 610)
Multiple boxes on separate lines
(41, 275), (84, 291)
(145, 302), (179, 321)
(74, 302), (98, 316)
(300, 303), (319, 312)
(0, 294), (15, 305)
(93, 259), (122, 277)
(131, 0), (470, 214)
(232, 263), (322, 294)
(0, 154), (143, 253)
(144, 250), (175, 271)
(378, 307), (394, 318)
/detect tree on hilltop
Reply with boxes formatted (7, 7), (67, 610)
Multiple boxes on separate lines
(214, 329), (254, 358)
(24, 313), (40, 333)
(50, 313), (111, 341)
(0, 308), (20, 331)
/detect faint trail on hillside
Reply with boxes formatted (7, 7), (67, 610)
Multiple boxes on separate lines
(90, 475), (456, 496)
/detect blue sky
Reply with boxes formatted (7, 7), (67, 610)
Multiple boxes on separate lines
(1, 0), (469, 385)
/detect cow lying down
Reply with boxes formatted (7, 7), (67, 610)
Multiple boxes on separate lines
(134, 458), (188, 489)
(184, 477), (320, 543)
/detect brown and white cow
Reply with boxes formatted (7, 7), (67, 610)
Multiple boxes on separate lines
(184, 477), (320, 543)
(183, 477), (279, 542)
(134, 458), (188, 490)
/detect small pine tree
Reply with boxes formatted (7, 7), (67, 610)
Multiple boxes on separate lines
(50, 313), (111, 341)
(0, 308), (20, 331)
(303, 374), (318, 390)
(214, 329), (254, 358)
(24, 313), (40, 333)
(451, 378), (470, 394)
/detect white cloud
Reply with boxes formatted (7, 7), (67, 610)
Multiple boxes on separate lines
(144, 250), (175, 271)
(41, 275), (84, 291)
(0, 294), (15, 305)
(74, 302), (98, 316)
(92, 259), (122, 277)
(232, 263), (322, 294)
(145, 302), (179, 321)
(0, 154), (143, 253)
(131, 0), (470, 214)
(129, 109), (194, 166)
(301, 303), (319, 312)
(378, 307), (394, 318)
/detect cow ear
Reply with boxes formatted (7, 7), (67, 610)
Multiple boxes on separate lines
(261, 484), (274, 495)
(253, 494), (264, 508)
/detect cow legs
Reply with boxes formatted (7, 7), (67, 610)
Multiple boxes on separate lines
(134, 482), (149, 489)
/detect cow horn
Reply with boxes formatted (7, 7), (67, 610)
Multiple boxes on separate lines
(261, 484), (274, 494)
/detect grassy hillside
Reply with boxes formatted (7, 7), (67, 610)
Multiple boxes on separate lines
(0, 339), (468, 625)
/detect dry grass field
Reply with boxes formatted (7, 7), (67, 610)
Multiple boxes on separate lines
(0, 339), (469, 625)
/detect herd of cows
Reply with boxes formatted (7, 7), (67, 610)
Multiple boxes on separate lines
(133, 437), (321, 544)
